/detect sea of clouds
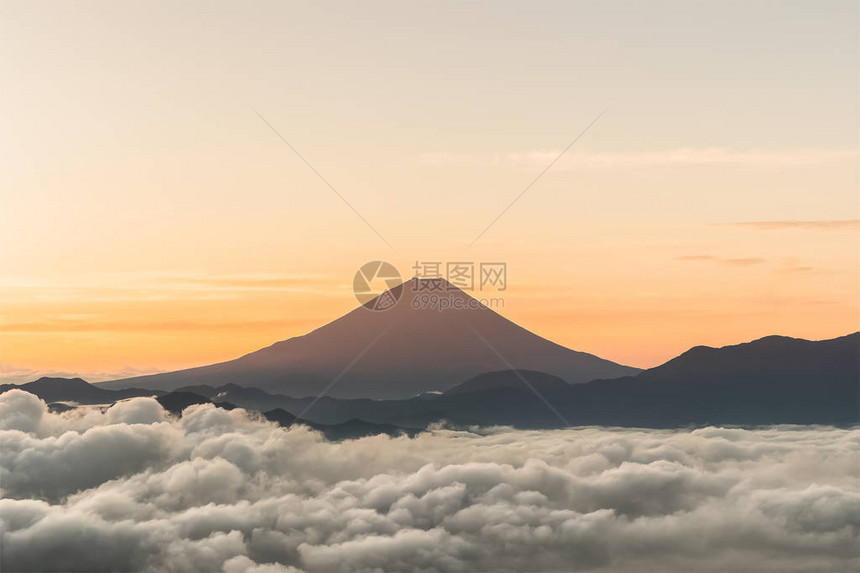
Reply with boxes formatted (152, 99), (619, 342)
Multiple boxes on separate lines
(0, 388), (857, 573)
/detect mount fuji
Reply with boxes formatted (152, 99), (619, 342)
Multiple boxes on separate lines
(98, 278), (640, 399)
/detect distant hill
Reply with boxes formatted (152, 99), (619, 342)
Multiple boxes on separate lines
(156, 391), (214, 415)
(0, 377), (160, 405)
(262, 409), (417, 440)
(166, 384), (219, 399)
(442, 332), (860, 427)
(262, 408), (296, 426)
(608, 333), (858, 388)
(0, 380), (416, 440)
(97, 278), (640, 399)
(150, 391), (416, 439)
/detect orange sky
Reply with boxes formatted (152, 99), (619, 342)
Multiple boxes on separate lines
(1, 1), (858, 381)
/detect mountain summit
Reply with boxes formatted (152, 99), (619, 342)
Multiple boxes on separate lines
(99, 278), (640, 399)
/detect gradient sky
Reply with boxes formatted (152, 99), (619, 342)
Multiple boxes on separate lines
(1, 0), (858, 380)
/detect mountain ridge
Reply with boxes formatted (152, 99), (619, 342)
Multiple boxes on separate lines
(443, 369), (570, 396)
(15, 331), (854, 428)
(0, 377), (161, 404)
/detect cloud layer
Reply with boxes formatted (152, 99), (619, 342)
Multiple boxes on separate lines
(1, 389), (857, 573)
(0, 363), (165, 385)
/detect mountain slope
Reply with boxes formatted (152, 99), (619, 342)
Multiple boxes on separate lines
(99, 278), (640, 399)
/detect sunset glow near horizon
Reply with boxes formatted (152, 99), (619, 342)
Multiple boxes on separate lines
(2, 1), (858, 382)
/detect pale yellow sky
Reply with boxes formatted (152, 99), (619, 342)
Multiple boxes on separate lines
(1, 0), (858, 379)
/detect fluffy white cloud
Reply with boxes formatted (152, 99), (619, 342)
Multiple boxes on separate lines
(0, 389), (44, 433)
(0, 389), (857, 572)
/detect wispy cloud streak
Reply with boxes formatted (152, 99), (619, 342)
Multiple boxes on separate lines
(718, 220), (860, 231)
(419, 148), (860, 170)
(676, 255), (766, 266)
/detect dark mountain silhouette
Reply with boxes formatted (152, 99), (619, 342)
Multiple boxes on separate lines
(605, 333), (857, 388)
(0, 377), (160, 404)
(47, 402), (76, 414)
(0, 379), (417, 440)
(262, 408), (296, 426)
(444, 370), (570, 396)
(451, 332), (860, 427)
(183, 332), (859, 428)
(302, 418), (418, 441)
(147, 391), (416, 439)
(156, 391), (214, 414)
(168, 384), (219, 399)
(190, 384), (304, 413)
(7, 332), (856, 428)
(262, 409), (416, 440)
(97, 278), (640, 399)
